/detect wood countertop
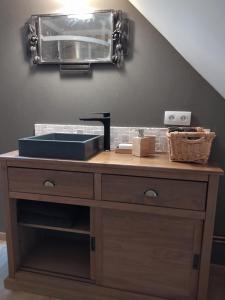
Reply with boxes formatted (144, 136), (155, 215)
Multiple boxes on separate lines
(0, 150), (223, 176)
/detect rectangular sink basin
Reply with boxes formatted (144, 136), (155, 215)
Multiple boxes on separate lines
(19, 133), (104, 160)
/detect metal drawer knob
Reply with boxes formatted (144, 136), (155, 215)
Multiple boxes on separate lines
(144, 189), (158, 198)
(43, 180), (55, 188)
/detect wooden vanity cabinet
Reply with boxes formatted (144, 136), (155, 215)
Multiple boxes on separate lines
(0, 151), (223, 300)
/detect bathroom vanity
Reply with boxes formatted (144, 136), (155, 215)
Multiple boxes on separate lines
(0, 151), (223, 300)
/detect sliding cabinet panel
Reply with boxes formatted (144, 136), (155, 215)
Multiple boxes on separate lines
(97, 209), (202, 300)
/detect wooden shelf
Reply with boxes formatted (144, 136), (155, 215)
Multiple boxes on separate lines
(18, 222), (90, 235)
(21, 235), (90, 280)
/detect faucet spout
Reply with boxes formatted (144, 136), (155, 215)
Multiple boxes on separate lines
(79, 113), (111, 151)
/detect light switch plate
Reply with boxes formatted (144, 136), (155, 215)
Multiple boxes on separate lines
(164, 111), (191, 126)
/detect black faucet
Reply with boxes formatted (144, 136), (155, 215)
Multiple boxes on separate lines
(79, 112), (111, 151)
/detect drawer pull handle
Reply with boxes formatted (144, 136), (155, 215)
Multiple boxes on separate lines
(144, 189), (158, 198)
(43, 180), (55, 188)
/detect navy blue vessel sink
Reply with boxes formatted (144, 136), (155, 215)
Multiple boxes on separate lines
(19, 133), (104, 160)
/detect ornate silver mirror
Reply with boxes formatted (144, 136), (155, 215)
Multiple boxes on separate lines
(26, 10), (129, 73)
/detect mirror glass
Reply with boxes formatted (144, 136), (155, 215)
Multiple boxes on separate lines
(39, 12), (113, 63)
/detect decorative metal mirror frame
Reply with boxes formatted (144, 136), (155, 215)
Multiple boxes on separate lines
(26, 10), (129, 73)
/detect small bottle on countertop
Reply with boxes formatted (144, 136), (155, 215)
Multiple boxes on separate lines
(132, 129), (155, 157)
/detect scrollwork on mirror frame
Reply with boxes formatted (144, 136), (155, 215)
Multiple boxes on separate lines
(112, 10), (129, 68)
(25, 10), (130, 74)
(27, 23), (40, 64)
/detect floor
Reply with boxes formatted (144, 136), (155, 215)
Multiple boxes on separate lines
(0, 240), (225, 300)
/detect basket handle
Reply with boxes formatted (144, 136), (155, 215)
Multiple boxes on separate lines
(181, 136), (206, 144)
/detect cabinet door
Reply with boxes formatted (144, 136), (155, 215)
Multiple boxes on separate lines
(96, 209), (202, 300)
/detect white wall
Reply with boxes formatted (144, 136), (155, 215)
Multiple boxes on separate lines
(129, 0), (225, 99)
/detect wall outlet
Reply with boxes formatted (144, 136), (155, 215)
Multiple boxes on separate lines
(164, 111), (191, 126)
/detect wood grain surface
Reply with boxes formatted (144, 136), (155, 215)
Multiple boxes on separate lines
(97, 209), (202, 300)
(8, 168), (94, 199)
(102, 174), (207, 210)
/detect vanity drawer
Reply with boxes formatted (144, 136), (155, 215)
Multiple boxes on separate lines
(8, 168), (94, 199)
(102, 175), (207, 211)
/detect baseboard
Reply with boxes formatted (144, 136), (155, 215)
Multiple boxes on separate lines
(0, 232), (6, 241)
(212, 240), (225, 265)
(211, 264), (225, 277)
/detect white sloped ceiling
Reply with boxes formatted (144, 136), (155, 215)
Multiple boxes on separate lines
(129, 0), (225, 99)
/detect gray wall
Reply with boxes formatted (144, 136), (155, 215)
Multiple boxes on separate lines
(130, 0), (225, 99)
(0, 0), (225, 262)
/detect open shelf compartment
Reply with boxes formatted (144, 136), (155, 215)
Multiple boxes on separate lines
(17, 200), (90, 234)
(17, 200), (92, 281)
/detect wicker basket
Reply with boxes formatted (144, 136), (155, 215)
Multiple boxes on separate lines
(167, 130), (216, 164)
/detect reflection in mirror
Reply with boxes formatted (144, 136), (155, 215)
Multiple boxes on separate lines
(39, 13), (113, 63)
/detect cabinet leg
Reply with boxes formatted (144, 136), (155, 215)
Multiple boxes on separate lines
(197, 175), (220, 300)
